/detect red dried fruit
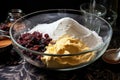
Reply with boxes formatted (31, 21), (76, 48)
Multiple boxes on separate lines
(17, 31), (52, 61)
(44, 33), (49, 39)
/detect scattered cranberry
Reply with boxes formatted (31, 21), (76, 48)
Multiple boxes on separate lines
(44, 33), (49, 38)
(0, 23), (9, 31)
(0, 23), (10, 35)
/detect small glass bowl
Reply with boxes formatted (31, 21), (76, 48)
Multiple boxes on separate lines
(80, 3), (107, 17)
(9, 9), (112, 71)
(0, 35), (12, 54)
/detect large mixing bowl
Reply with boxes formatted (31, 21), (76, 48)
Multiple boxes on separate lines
(9, 9), (112, 71)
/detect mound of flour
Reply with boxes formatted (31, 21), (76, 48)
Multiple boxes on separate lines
(29, 17), (103, 48)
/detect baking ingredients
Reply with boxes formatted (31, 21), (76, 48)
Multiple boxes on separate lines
(41, 35), (95, 68)
(29, 17), (103, 49)
(28, 17), (103, 68)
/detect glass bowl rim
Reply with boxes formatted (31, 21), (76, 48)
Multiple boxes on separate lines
(9, 9), (112, 56)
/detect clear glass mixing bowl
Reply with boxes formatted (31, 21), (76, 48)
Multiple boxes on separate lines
(9, 9), (112, 71)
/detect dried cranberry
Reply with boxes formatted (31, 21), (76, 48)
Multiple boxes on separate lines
(32, 31), (42, 40)
(44, 33), (49, 38)
(17, 31), (52, 61)
(30, 45), (40, 51)
(0, 23), (9, 31)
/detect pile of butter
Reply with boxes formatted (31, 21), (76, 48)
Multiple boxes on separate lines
(29, 17), (103, 68)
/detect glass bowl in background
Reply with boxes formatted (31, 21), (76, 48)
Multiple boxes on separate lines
(80, 3), (107, 18)
(9, 9), (112, 71)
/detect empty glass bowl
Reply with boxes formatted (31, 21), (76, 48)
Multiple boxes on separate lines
(9, 9), (112, 71)
(80, 3), (107, 17)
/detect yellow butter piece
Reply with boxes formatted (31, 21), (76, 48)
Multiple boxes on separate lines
(41, 35), (95, 68)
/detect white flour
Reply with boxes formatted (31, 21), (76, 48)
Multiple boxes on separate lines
(29, 17), (103, 48)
